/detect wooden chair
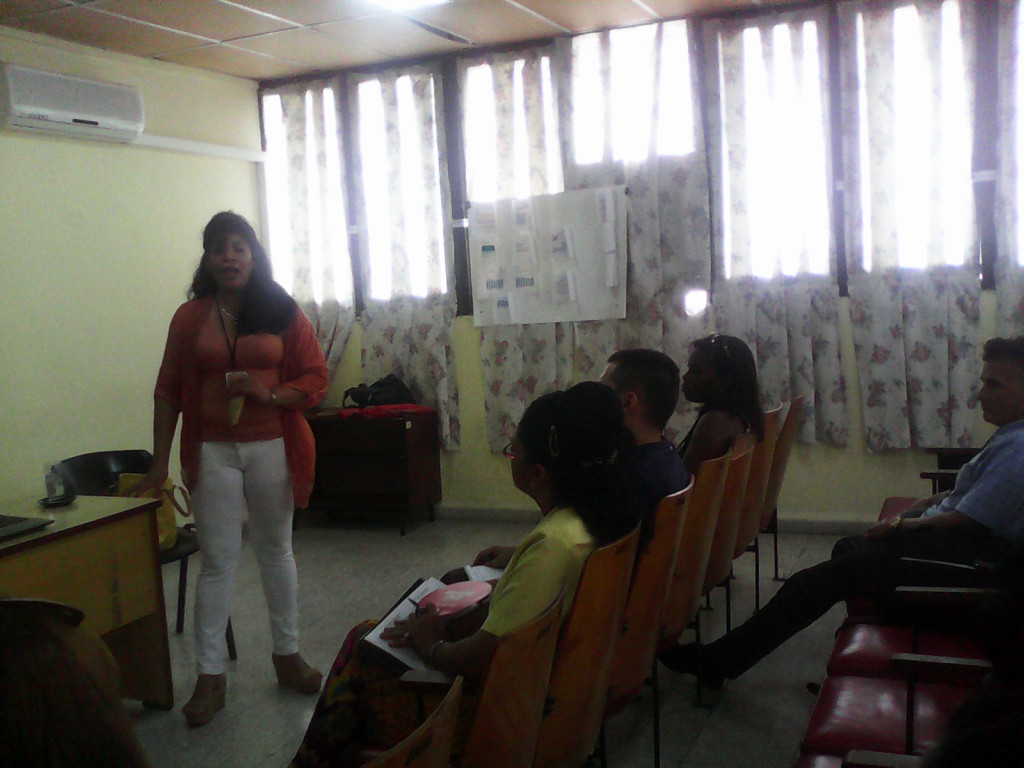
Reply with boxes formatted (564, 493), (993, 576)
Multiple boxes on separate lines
(401, 591), (564, 768)
(659, 451), (730, 647)
(701, 435), (755, 632)
(731, 407), (782, 609)
(758, 395), (806, 582)
(601, 481), (694, 768)
(532, 526), (640, 768)
(364, 676), (464, 768)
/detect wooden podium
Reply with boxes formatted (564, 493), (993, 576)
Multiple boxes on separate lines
(0, 496), (173, 708)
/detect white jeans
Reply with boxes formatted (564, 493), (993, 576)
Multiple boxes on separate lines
(192, 439), (299, 675)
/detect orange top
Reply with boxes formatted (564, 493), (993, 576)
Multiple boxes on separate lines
(154, 296), (328, 507)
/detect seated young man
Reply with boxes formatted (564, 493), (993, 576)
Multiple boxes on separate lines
(659, 336), (1024, 689)
(474, 348), (689, 570)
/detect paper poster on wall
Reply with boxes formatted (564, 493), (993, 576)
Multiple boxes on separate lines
(468, 185), (627, 326)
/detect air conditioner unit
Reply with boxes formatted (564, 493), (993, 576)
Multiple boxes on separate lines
(0, 63), (144, 143)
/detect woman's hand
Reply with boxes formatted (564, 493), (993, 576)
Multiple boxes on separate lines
(382, 608), (446, 656)
(128, 465), (169, 497)
(472, 545), (515, 568)
(225, 372), (273, 405)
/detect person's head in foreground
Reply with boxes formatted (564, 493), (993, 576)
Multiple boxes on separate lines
(509, 381), (638, 545)
(0, 598), (151, 768)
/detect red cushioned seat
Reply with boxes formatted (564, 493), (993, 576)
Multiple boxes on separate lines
(828, 623), (987, 678)
(801, 676), (973, 757)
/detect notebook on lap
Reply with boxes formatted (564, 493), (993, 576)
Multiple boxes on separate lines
(0, 514), (53, 543)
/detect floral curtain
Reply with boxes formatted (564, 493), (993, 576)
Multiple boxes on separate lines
(261, 85), (355, 378)
(460, 47), (575, 450)
(996, 0), (1024, 334)
(839, 0), (981, 450)
(468, 23), (713, 452)
(703, 8), (848, 445)
(347, 66), (460, 449)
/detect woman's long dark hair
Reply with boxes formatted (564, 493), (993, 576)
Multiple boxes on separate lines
(691, 334), (765, 440)
(517, 382), (638, 546)
(188, 211), (296, 335)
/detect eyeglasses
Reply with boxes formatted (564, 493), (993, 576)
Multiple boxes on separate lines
(502, 441), (517, 459)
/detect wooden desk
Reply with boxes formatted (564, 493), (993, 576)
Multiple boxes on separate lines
(0, 496), (173, 709)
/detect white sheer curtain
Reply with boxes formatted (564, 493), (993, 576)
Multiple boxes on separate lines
(557, 21), (713, 445)
(261, 85), (355, 377)
(840, 0), (980, 450)
(703, 8), (848, 446)
(347, 65), (460, 448)
(996, 0), (1024, 335)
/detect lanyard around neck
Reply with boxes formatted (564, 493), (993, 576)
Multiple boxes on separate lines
(216, 301), (239, 370)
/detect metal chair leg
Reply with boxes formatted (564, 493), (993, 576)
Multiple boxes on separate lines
(754, 538), (761, 610)
(226, 617), (237, 660)
(652, 661), (661, 768)
(176, 558), (188, 634)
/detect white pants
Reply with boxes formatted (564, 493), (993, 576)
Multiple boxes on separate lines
(192, 439), (299, 675)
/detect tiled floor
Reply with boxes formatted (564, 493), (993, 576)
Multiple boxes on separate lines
(131, 510), (845, 768)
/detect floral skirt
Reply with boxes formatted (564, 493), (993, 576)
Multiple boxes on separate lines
(289, 620), (449, 768)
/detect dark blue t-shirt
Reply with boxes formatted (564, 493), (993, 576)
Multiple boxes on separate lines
(626, 440), (689, 549)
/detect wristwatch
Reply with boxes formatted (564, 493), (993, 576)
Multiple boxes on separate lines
(890, 516), (902, 529)
(269, 390), (279, 406)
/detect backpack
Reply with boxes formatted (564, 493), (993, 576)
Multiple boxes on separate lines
(343, 374), (415, 408)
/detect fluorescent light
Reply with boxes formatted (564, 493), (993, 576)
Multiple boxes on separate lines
(367, 0), (450, 11)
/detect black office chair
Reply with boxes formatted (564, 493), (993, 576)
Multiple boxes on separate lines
(55, 450), (236, 660)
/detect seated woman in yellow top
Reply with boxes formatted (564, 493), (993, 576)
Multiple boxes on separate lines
(289, 382), (638, 768)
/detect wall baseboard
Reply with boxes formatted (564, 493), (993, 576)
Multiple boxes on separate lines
(436, 505), (540, 524)
(777, 516), (870, 536)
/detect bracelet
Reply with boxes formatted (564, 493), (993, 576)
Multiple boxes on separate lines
(427, 639), (447, 667)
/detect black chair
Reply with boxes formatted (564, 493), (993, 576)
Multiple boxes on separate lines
(55, 450), (236, 660)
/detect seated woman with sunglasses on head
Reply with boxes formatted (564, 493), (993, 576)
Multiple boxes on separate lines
(289, 382), (638, 768)
(676, 334), (765, 476)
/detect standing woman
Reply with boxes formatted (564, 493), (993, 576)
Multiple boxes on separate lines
(677, 334), (764, 476)
(143, 211), (329, 727)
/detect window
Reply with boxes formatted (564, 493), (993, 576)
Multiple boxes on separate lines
(713, 16), (831, 279)
(572, 20), (695, 165)
(261, 89), (352, 305)
(853, 0), (973, 272)
(462, 53), (562, 203)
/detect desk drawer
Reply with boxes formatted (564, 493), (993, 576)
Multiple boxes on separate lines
(0, 512), (158, 636)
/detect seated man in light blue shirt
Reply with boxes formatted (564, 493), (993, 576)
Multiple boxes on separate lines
(660, 336), (1024, 690)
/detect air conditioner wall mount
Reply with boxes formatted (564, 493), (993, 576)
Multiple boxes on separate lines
(0, 63), (144, 143)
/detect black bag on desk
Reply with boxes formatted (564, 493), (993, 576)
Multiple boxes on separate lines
(343, 374), (415, 408)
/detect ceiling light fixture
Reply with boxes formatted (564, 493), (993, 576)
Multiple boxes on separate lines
(367, 0), (451, 12)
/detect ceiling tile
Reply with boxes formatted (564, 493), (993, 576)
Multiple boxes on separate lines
(231, 26), (381, 70)
(641, 0), (764, 18)
(407, 0), (564, 45)
(0, 0), (70, 21)
(91, 0), (295, 41)
(316, 14), (467, 59)
(514, 0), (657, 33)
(158, 42), (303, 80)
(223, 0), (382, 27)
(3, 5), (210, 56)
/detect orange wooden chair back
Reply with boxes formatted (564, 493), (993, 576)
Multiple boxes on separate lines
(460, 591), (564, 768)
(607, 481), (694, 703)
(660, 451), (729, 641)
(532, 526), (640, 768)
(702, 435), (755, 594)
(364, 676), (464, 768)
(758, 396), (805, 533)
(732, 408), (782, 559)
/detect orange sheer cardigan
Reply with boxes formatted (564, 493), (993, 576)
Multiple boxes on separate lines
(154, 296), (328, 508)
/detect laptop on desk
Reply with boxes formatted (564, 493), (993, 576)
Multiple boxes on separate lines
(0, 514), (54, 543)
